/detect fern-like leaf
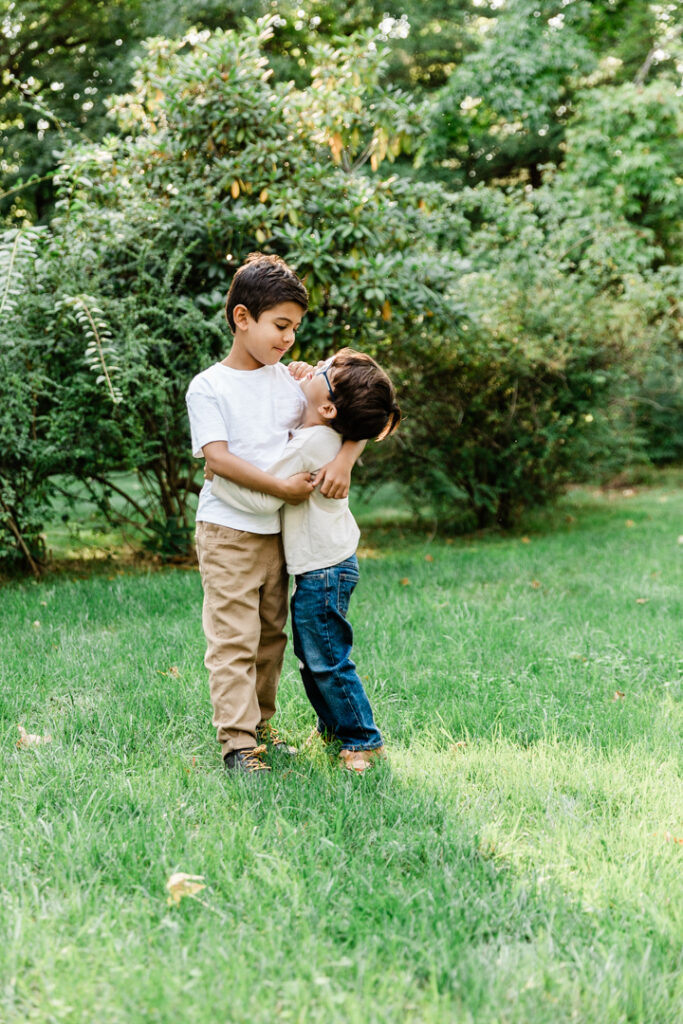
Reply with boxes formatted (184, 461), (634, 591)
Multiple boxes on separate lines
(56, 294), (123, 404)
(0, 227), (43, 317)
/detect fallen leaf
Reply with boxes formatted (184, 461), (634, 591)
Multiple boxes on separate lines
(159, 666), (181, 678)
(16, 725), (52, 748)
(399, 578), (411, 586)
(530, 580), (541, 589)
(663, 832), (683, 845)
(32, 620), (41, 629)
(450, 741), (467, 754)
(425, 554), (434, 562)
(521, 537), (531, 544)
(636, 598), (648, 604)
(612, 691), (626, 701)
(166, 872), (206, 906)
(625, 519), (635, 528)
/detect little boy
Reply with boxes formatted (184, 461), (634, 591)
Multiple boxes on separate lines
(208, 348), (401, 774)
(186, 253), (363, 776)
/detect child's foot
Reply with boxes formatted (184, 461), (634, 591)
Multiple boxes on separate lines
(339, 746), (387, 774)
(224, 745), (271, 776)
(256, 721), (297, 755)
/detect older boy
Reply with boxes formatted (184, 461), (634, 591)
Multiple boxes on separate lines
(186, 254), (361, 776)
(208, 349), (401, 773)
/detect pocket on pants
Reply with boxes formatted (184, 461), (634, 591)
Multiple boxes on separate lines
(337, 572), (358, 618)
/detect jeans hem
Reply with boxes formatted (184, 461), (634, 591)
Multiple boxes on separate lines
(338, 742), (384, 752)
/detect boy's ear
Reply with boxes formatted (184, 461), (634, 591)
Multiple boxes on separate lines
(318, 400), (337, 424)
(232, 303), (251, 329)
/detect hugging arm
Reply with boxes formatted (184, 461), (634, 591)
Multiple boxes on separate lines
(202, 441), (314, 506)
(316, 439), (366, 499)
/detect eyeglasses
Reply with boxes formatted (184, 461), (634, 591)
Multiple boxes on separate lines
(314, 358), (335, 398)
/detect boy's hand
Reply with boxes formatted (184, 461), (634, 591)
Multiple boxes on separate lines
(203, 463), (215, 481)
(316, 439), (365, 498)
(316, 458), (351, 499)
(280, 471), (316, 505)
(287, 360), (314, 381)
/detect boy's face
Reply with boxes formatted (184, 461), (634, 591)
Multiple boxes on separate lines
(233, 301), (305, 368)
(299, 356), (336, 409)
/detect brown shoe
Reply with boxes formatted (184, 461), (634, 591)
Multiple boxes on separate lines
(256, 721), (297, 755)
(224, 745), (271, 775)
(339, 746), (387, 774)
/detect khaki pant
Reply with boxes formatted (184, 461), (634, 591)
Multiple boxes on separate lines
(195, 521), (288, 757)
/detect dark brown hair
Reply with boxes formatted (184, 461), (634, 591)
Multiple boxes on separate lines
(225, 252), (308, 331)
(328, 349), (401, 442)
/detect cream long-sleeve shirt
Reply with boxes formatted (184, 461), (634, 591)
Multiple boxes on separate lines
(210, 425), (360, 576)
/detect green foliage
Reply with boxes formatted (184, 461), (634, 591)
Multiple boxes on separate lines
(562, 79), (683, 259)
(5, 16), (459, 561)
(1, 7), (681, 569)
(55, 295), (123, 405)
(423, 0), (597, 185)
(0, 227), (43, 314)
(362, 153), (682, 529)
(422, 0), (675, 188)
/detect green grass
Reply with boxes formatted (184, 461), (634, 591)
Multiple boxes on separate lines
(1, 479), (682, 1023)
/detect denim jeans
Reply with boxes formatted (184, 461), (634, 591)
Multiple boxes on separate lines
(290, 554), (383, 751)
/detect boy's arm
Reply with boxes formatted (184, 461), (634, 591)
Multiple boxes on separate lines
(209, 442), (308, 514)
(316, 439), (366, 499)
(210, 471), (282, 515)
(202, 442), (314, 505)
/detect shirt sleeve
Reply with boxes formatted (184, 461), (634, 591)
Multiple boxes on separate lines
(186, 383), (229, 459)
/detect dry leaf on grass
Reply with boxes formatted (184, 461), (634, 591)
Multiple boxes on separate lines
(530, 580), (541, 589)
(166, 872), (206, 905)
(450, 741), (467, 754)
(521, 537), (531, 544)
(16, 725), (52, 748)
(612, 691), (626, 701)
(425, 554), (434, 562)
(636, 598), (649, 604)
(625, 519), (635, 528)
(158, 666), (181, 678)
(399, 578), (411, 586)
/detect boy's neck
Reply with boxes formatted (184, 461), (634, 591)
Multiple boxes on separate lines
(299, 407), (327, 429)
(222, 333), (263, 371)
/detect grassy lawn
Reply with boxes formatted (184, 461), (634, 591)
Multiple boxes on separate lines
(1, 479), (682, 1023)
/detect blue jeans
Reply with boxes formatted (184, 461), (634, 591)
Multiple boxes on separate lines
(290, 555), (383, 751)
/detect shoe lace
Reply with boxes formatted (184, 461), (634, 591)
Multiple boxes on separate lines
(242, 744), (269, 772)
(258, 723), (284, 746)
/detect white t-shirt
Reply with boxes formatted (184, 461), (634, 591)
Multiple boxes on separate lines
(186, 361), (306, 533)
(210, 425), (360, 575)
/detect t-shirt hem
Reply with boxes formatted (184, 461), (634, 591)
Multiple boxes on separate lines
(287, 542), (359, 576)
(195, 515), (280, 536)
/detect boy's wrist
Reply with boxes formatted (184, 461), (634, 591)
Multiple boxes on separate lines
(336, 448), (356, 467)
(272, 478), (288, 500)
